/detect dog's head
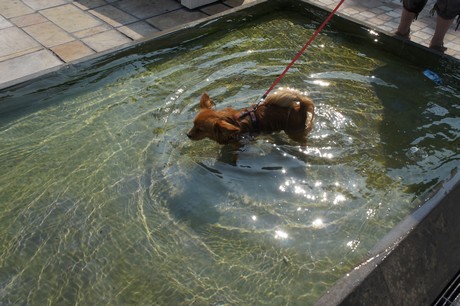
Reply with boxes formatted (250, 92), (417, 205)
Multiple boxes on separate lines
(187, 93), (240, 144)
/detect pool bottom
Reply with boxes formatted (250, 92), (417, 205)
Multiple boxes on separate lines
(0, 0), (458, 306)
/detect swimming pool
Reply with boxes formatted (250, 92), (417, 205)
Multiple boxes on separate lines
(0, 3), (459, 305)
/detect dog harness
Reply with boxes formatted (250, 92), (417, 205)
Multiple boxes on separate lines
(239, 108), (259, 132)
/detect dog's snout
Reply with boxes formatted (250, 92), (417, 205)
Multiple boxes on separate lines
(187, 129), (195, 139)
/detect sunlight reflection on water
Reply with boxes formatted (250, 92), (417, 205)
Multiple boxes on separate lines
(0, 9), (459, 306)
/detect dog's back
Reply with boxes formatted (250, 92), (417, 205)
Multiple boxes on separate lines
(261, 87), (315, 134)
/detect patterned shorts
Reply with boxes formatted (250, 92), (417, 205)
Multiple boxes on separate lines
(403, 0), (460, 20)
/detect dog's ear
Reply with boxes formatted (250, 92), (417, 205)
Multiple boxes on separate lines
(214, 120), (240, 144)
(200, 93), (215, 110)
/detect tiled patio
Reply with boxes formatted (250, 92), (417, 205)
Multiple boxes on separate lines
(0, 0), (459, 88)
(316, 0), (460, 58)
(0, 0), (246, 87)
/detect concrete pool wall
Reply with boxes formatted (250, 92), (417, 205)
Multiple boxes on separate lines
(1, 0), (459, 304)
(316, 168), (460, 305)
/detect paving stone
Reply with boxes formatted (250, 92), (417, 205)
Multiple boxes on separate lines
(200, 3), (231, 15)
(114, 0), (182, 19)
(445, 41), (460, 52)
(369, 8), (385, 15)
(411, 23), (423, 31)
(343, 8), (360, 16)
(385, 21), (399, 29)
(369, 17), (387, 26)
(147, 9), (208, 30)
(0, 1), (34, 18)
(21, 0), (67, 10)
(0, 50), (62, 85)
(444, 33), (457, 43)
(10, 13), (48, 27)
(421, 27), (435, 35)
(360, 11), (377, 19)
(321, 0), (336, 5)
(378, 5), (395, 12)
(0, 15), (13, 29)
(379, 25), (394, 32)
(0, 27), (41, 62)
(342, 4), (362, 13)
(358, 0), (384, 9)
(73, 24), (112, 39)
(81, 30), (132, 52)
(386, 10), (402, 18)
(412, 30), (432, 40)
(376, 14), (394, 22)
(40, 4), (102, 32)
(223, 0), (245, 7)
(51, 40), (95, 62)
(314, 0), (460, 55)
(89, 5), (138, 27)
(73, 0), (107, 10)
(23, 21), (74, 47)
(117, 21), (159, 40)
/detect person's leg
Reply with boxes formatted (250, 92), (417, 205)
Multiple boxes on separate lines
(429, 15), (455, 50)
(429, 0), (459, 51)
(396, 8), (416, 38)
(396, 0), (429, 38)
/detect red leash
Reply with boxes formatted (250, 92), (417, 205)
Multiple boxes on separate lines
(258, 0), (345, 103)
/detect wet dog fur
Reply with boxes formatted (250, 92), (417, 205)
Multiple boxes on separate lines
(187, 87), (315, 145)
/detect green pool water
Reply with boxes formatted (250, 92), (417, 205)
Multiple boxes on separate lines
(0, 11), (459, 305)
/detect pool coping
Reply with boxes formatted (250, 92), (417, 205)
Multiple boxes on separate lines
(1, 0), (459, 304)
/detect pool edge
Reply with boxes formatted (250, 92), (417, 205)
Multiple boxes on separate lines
(315, 168), (460, 306)
(1, 1), (459, 304)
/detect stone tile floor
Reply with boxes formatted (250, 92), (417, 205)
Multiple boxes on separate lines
(0, 0), (459, 88)
(316, 0), (460, 58)
(0, 0), (246, 87)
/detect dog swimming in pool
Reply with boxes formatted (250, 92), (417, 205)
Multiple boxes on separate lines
(187, 87), (315, 145)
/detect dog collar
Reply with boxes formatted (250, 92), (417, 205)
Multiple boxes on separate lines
(239, 109), (259, 132)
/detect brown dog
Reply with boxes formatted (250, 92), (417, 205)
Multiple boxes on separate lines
(187, 87), (314, 145)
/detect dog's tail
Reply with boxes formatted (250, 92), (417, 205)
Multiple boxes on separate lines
(299, 94), (315, 132)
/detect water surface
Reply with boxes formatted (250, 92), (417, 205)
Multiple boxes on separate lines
(0, 11), (459, 305)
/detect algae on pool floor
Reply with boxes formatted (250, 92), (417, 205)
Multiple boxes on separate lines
(0, 10), (459, 305)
